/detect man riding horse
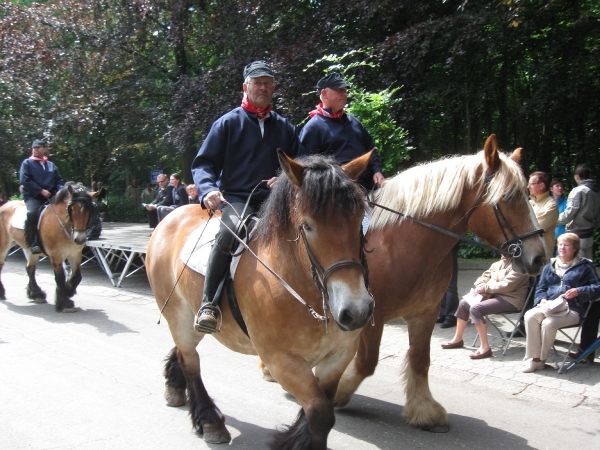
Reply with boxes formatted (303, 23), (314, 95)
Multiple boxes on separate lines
(192, 60), (302, 333)
(19, 139), (64, 254)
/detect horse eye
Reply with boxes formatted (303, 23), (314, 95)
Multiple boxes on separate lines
(302, 222), (312, 232)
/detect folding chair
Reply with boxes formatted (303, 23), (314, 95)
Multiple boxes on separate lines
(556, 299), (598, 374)
(566, 336), (600, 372)
(472, 276), (536, 355)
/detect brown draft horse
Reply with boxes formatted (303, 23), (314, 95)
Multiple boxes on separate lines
(146, 151), (374, 449)
(329, 134), (547, 431)
(0, 185), (95, 312)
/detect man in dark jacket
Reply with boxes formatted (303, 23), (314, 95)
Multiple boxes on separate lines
(299, 72), (385, 190)
(145, 173), (173, 228)
(19, 139), (64, 254)
(191, 60), (302, 333)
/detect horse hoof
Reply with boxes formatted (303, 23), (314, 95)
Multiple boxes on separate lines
(263, 372), (277, 383)
(164, 386), (186, 407)
(421, 424), (450, 433)
(32, 297), (47, 304)
(202, 423), (231, 443)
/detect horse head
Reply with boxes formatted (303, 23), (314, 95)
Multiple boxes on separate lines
(468, 134), (546, 275)
(65, 185), (96, 245)
(274, 150), (375, 331)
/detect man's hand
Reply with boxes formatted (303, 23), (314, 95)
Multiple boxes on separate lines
(266, 177), (278, 189)
(563, 288), (579, 299)
(41, 189), (51, 198)
(145, 204), (156, 211)
(203, 190), (224, 210)
(373, 172), (386, 188)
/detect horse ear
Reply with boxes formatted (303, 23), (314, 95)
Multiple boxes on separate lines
(67, 185), (75, 196)
(277, 149), (304, 187)
(483, 134), (501, 174)
(342, 149), (374, 181)
(510, 147), (523, 164)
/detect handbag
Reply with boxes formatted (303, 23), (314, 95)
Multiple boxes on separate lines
(542, 296), (569, 317)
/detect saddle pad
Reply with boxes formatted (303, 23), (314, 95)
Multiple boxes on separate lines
(10, 204), (48, 230)
(180, 219), (220, 276)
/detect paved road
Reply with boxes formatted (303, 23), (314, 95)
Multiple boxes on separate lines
(1, 254), (600, 449)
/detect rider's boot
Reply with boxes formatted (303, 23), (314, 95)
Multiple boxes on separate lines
(195, 244), (230, 334)
(25, 211), (43, 255)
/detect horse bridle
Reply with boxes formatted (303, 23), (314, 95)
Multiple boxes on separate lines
(368, 172), (544, 259)
(299, 225), (371, 328)
(49, 196), (92, 240)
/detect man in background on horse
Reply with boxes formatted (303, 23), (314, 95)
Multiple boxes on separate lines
(299, 72), (385, 190)
(19, 139), (64, 254)
(192, 60), (302, 333)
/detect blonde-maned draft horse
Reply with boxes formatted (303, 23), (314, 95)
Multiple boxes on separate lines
(146, 151), (375, 449)
(331, 134), (547, 431)
(0, 185), (95, 312)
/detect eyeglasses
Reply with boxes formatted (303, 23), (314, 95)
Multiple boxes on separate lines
(157, 179), (167, 184)
(249, 81), (274, 88)
(527, 182), (541, 186)
(558, 243), (574, 247)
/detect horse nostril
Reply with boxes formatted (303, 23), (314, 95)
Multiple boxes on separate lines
(339, 309), (354, 328)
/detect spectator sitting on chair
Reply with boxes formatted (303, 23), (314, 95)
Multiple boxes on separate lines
(441, 254), (530, 359)
(186, 183), (200, 204)
(157, 173), (188, 222)
(145, 173), (172, 228)
(522, 232), (600, 373)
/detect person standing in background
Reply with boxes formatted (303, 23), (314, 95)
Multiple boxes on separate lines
(557, 164), (600, 261)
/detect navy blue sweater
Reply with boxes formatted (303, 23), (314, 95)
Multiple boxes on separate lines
(299, 112), (383, 189)
(192, 107), (302, 205)
(535, 258), (600, 318)
(20, 158), (64, 201)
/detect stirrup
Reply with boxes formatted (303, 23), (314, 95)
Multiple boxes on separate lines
(194, 305), (223, 334)
(31, 245), (43, 255)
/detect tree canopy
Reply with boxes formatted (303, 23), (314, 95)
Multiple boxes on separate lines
(1, 0), (598, 195)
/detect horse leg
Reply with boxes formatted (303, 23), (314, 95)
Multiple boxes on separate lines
(65, 260), (82, 298)
(53, 263), (76, 312)
(268, 359), (334, 450)
(0, 262), (5, 300)
(163, 346), (187, 407)
(176, 345), (231, 443)
(403, 314), (449, 432)
(25, 256), (47, 303)
(334, 322), (385, 407)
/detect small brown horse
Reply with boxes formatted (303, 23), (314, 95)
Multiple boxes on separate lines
(329, 135), (546, 431)
(0, 185), (95, 312)
(146, 151), (374, 449)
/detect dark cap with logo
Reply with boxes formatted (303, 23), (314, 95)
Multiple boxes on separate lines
(316, 72), (348, 91)
(243, 60), (274, 80)
(31, 139), (46, 147)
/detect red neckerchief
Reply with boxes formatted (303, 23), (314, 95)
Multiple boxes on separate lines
(30, 154), (48, 163)
(241, 94), (272, 119)
(308, 103), (344, 119)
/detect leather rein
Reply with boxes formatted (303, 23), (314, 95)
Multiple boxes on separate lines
(367, 172), (544, 260)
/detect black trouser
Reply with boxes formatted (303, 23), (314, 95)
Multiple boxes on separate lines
(579, 301), (600, 355)
(439, 243), (459, 319)
(24, 198), (45, 248)
(201, 202), (259, 308)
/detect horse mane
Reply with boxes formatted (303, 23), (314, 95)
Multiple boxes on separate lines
(255, 155), (366, 243)
(369, 150), (526, 229)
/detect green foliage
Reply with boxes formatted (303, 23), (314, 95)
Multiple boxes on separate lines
(457, 233), (497, 260)
(307, 51), (412, 175)
(104, 196), (147, 224)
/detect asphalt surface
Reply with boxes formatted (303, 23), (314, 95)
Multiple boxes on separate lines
(1, 253), (600, 449)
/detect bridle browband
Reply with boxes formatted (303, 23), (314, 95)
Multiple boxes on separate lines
(368, 171), (544, 259)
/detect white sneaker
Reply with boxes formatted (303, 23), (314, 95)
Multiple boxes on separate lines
(522, 359), (546, 373)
